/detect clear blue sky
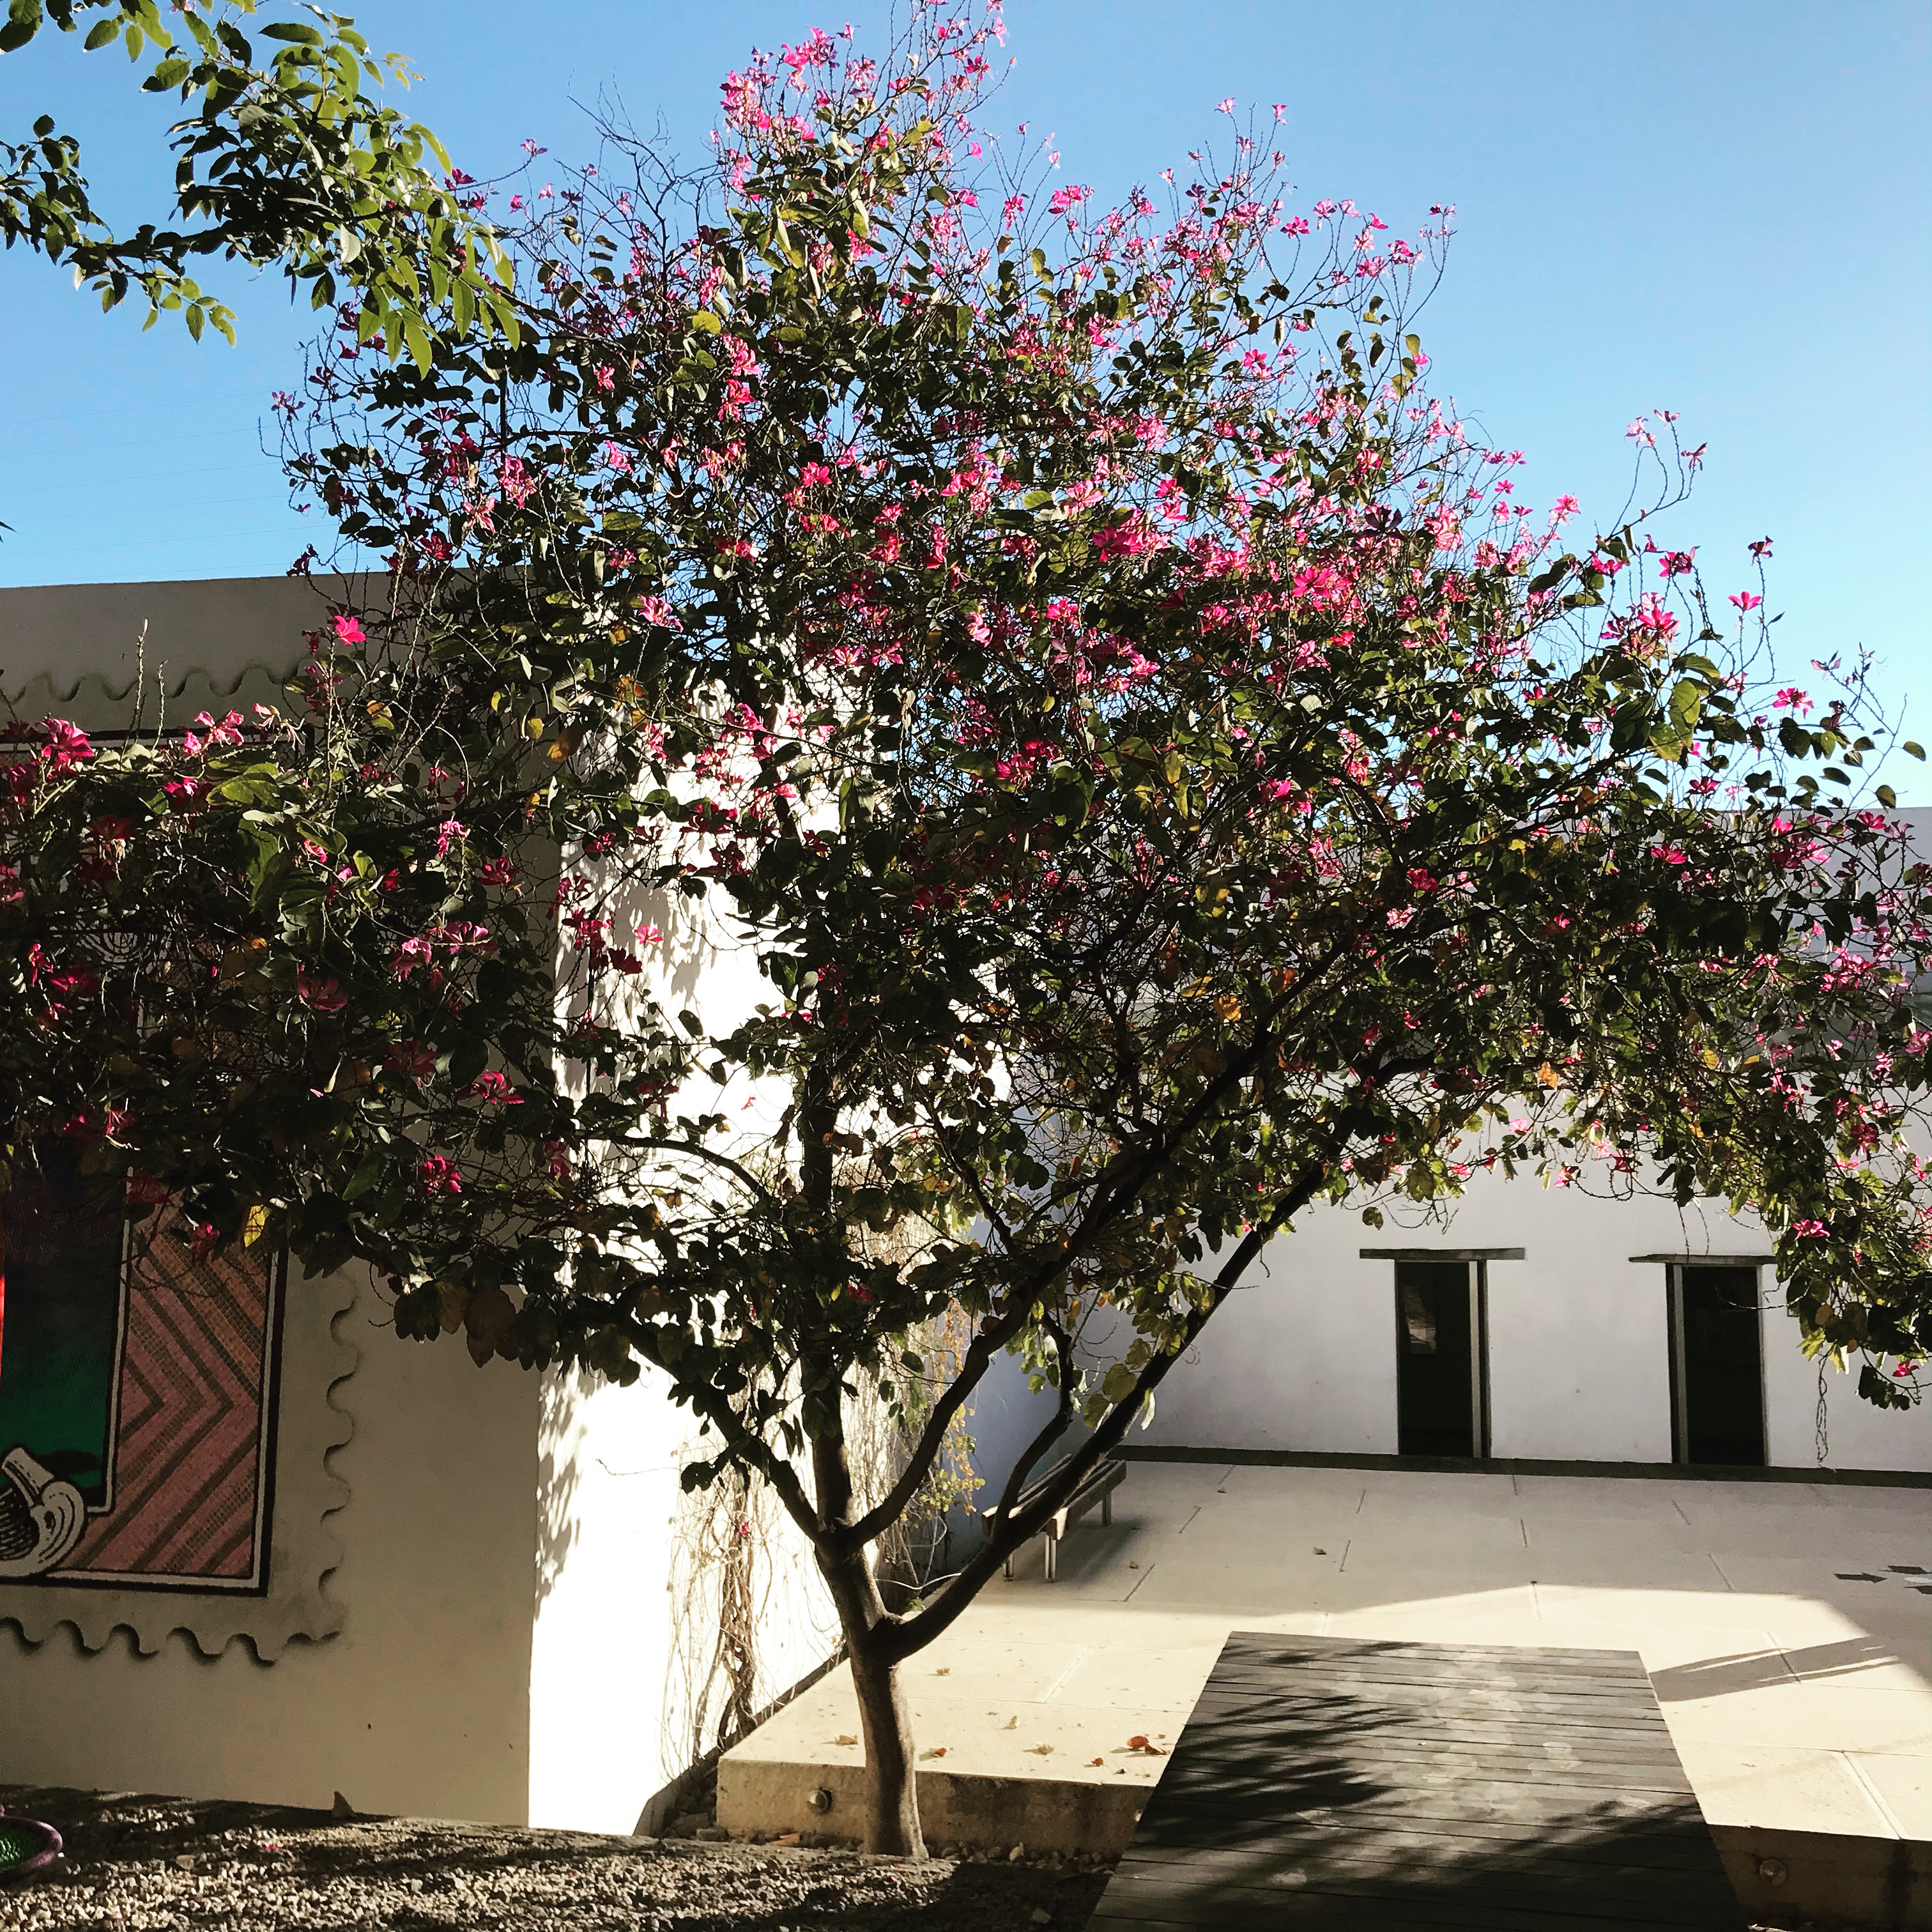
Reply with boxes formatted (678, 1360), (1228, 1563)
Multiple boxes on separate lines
(3, 2), (1927, 763)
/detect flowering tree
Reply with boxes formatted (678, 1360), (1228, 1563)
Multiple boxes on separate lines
(6, 3), (1931, 1855)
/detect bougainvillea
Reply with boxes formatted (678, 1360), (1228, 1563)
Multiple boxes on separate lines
(6, 1), (1929, 1855)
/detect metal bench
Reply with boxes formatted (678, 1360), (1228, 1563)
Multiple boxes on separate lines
(982, 1454), (1125, 1581)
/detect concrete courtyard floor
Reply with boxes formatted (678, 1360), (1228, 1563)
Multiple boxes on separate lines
(720, 1460), (1932, 1864)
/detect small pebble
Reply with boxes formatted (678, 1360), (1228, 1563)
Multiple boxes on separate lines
(0, 1781), (1114, 1931)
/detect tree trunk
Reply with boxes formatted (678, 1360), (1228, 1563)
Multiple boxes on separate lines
(818, 1537), (924, 1856)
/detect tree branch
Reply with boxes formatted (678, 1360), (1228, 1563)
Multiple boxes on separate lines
(611, 1310), (822, 1543)
(882, 1151), (1335, 1666)
(838, 1304), (1023, 1549)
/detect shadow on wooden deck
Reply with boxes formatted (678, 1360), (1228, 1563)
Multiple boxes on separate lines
(1084, 1632), (1744, 1930)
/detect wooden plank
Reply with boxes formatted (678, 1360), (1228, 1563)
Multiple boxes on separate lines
(1117, 1838), (1741, 1884)
(1154, 1756), (1696, 1795)
(1183, 1683), (1673, 1720)
(1174, 1712), (1687, 1756)
(1100, 1857), (1741, 1922)
(1083, 1630), (1742, 1929)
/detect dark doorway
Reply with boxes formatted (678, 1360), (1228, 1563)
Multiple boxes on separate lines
(1669, 1266), (1765, 1466)
(1395, 1262), (1487, 1457)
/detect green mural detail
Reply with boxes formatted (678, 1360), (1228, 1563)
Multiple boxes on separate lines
(0, 1153), (124, 1507)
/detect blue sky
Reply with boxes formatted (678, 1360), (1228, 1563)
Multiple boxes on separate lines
(3, 1), (1927, 769)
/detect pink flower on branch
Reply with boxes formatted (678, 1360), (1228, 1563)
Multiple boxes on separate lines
(418, 1154), (463, 1197)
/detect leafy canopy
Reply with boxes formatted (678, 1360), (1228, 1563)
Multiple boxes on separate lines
(0, 0), (513, 356)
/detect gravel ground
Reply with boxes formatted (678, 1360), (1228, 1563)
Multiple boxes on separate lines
(0, 1785), (1844, 1931)
(0, 1785), (1110, 1931)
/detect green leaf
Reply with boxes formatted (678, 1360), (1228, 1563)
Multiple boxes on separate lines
(401, 309), (431, 374)
(1905, 742), (1926, 762)
(261, 21), (326, 43)
(342, 1146), (387, 1200)
(691, 310), (723, 334)
(82, 17), (118, 50)
(1876, 785), (1897, 809)
(0, 0), (43, 55)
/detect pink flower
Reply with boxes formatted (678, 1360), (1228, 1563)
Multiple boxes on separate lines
(36, 717), (94, 770)
(500, 456), (536, 507)
(386, 1041), (437, 1078)
(331, 612), (366, 648)
(418, 1154), (463, 1197)
(296, 969), (346, 1013)
(1790, 1219), (1828, 1239)
(1729, 591), (1763, 612)
(634, 595), (682, 631)
(544, 1140), (571, 1181)
(1658, 549), (1696, 577)
(435, 818), (468, 859)
(480, 857), (518, 887)
(1216, 96), (1236, 113)
(189, 1222), (221, 1266)
(464, 1071), (523, 1107)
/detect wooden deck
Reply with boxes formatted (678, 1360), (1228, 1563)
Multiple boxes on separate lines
(1082, 1632), (1744, 1931)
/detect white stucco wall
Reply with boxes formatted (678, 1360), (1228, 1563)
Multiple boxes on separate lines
(526, 1361), (840, 1835)
(1138, 1169), (1931, 1473)
(1, 1277), (542, 1821)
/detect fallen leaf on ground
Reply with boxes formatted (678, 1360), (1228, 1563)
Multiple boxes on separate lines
(833, 1734), (858, 1747)
(1027, 1744), (1054, 1756)
(1002, 1715), (1018, 1729)
(1125, 1735), (1169, 1755)
(935, 1666), (950, 1675)
(1089, 1758), (1104, 1767)
(1314, 1547), (1327, 1555)
(919, 1747), (948, 1760)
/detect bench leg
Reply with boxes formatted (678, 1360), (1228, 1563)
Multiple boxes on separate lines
(1102, 1493), (1113, 1528)
(1044, 1535), (1057, 1583)
(1002, 1553), (1013, 1580)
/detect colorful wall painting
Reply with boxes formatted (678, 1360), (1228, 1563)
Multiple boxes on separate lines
(0, 1155), (282, 1591)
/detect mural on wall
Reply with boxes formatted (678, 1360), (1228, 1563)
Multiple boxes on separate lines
(0, 1153), (283, 1590)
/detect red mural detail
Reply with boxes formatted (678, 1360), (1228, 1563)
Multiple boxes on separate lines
(61, 1233), (272, 1581)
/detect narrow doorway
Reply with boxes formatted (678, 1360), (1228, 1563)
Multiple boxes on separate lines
(1395, 1261), (1489, 1457)
(1667, 1265), (1766, 1466)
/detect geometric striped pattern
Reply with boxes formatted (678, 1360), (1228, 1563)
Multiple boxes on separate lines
(58, 1225), (276, 1584)
(1086, 1632), (1744, 1930)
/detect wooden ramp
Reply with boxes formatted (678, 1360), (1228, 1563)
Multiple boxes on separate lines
(1083, 1632), (1743, 1931)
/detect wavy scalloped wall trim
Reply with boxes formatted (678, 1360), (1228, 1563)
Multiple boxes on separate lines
(0, 1269), (359, 1660)
(3, 664), (297, 726)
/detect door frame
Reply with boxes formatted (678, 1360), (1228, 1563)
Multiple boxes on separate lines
(1392, 1261), (1491, 1459)
(1666, 1261), (1768, 1467)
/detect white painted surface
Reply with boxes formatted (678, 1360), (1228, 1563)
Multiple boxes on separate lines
(526, 1360), (839, 1835)
(1, 1280), (542, 1822)
(724, 1461), (1932, 1843)
(1142, 1170), (1932, 1473)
